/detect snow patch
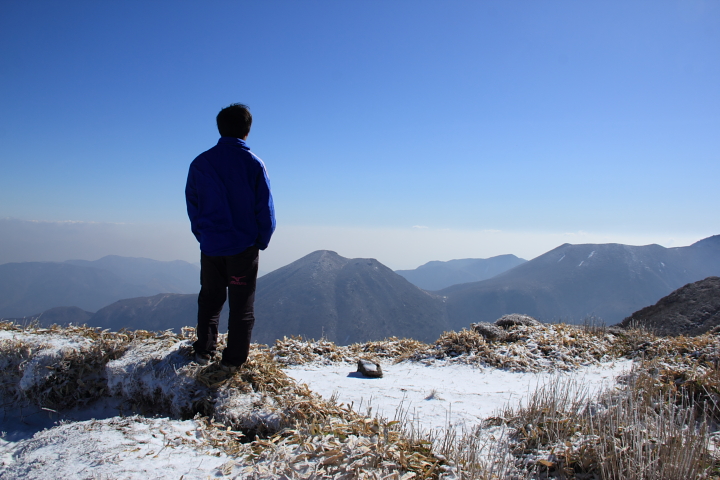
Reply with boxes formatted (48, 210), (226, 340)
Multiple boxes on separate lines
(286, 359), (632, 434)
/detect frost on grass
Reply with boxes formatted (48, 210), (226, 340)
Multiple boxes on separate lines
(272, 321), (619, 372)
(0, 321), (340, 437)
(0, 323), (128, 409)
(469, 367), (715, 479)
(271, 324), (720, 478)
(104, 333), (208, 418)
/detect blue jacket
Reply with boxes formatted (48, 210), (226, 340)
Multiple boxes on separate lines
(185, 137), (276, 256)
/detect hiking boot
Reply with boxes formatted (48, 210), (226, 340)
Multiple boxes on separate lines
(220, 360), (240, 373)
(194, 352), (212, 365)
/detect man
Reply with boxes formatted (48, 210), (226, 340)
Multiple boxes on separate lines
(185, 103), (275, 371)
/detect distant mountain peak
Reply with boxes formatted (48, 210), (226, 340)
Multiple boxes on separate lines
(255, 250), (449, 345)
(307, 249), (340, 258)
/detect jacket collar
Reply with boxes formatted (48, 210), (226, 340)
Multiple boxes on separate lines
(218, 137), (249, 149)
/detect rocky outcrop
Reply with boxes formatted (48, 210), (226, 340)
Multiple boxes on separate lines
(472, 315), (541, 341)
(619, 276), (720, 336)
(471, 322), (509, 341)
(495, 314), (542, 328)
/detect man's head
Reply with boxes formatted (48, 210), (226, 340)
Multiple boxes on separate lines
(216, 103), (252, 139)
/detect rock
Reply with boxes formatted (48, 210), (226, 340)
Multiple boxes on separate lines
(357, 358), (383, 378)
(495, 314), (541, 328)
(471, 322), (508, 341)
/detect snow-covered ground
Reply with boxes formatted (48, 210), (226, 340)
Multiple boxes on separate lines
(286, 358), (633, 434)
(1, 322), (645, 479)
(1, 358), (632, 479)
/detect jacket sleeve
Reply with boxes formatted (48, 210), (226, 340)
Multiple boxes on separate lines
(185, 164), (202, 243)
(254, 163), (276, 250)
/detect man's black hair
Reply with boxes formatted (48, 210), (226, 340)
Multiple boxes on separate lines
(217, 103), (253, 138)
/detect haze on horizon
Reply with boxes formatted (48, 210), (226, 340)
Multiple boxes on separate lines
(1, 1), (718, 273)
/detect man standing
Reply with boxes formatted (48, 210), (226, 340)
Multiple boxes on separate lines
(185, 103), (275, 371)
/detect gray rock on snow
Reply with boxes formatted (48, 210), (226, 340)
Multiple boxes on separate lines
(357, 358), (383, 378)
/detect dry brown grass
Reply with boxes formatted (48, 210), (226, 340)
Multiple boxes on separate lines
(272, 324), (619, 372)
(409, 323), (616, 372)
(271, 335), (429, 366)
(198, 326), (720, 479)
(467, 362), (718, 480)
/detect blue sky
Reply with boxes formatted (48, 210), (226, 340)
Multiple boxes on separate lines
(1, 1), (718, 271)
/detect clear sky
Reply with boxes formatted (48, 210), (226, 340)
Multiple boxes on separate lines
(1, 1), (718, 272)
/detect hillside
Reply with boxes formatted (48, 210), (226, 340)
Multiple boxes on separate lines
(254, 250), (449, 344)
(89, 293), (208, 332)
(0, 262), (154, 318)
(395, 254), (526, 290)
(619, 276), (720, 336)
(440, 235), (720, 326)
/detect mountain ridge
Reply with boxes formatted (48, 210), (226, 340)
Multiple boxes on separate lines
(395, 254), (527, 290)
(440, 237), (720, 327)
(5, 236), (720, 338)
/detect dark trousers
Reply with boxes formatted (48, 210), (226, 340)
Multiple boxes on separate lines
(194, 247), (259, 366)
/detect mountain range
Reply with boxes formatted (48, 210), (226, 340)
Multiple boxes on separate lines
(90, 293), (203, 332)
(3, 236), (720, 343)
(440, 235), (720, 327)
